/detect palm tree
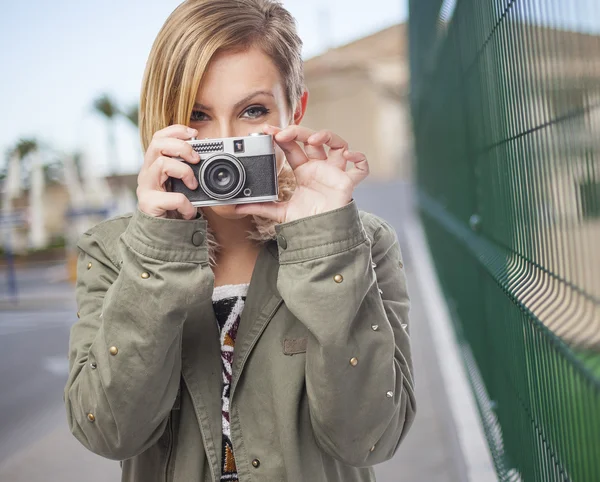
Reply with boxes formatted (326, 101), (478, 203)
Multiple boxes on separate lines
(8, 138), (65, 187)
(13, 138), (38, 159)
(11, 138), (40, 189)
(2, 138), (48, 251)
(93, 94), (120, 174)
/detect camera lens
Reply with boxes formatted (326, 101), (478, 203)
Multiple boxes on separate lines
(208, 164), (234, 190)
(200, 155), (246, 200)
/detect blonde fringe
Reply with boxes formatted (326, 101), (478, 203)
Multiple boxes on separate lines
(199, 160), (297, 267)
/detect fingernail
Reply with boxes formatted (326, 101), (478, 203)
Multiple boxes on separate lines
(188, 128), (198, 136)
(193, 151), (200, 160)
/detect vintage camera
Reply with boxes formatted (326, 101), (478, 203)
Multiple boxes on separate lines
(168, 133), (279, 207)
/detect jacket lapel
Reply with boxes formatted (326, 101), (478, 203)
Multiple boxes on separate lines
(230, 239), (283, 403)
(181, 289), (224, 476)
(180, 239), (282, 476)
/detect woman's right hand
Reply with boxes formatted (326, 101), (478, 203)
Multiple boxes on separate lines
(137, 124), (201, 220)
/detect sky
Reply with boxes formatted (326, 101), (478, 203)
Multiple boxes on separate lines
(0, 0), (408, 176)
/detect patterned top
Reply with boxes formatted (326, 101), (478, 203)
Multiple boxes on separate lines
(212, 283), (250, 482)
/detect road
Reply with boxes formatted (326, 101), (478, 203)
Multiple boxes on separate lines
(0, 265), (76, 462)
(0, 181), (466, 481)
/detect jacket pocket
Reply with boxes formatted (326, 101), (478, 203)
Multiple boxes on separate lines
(283, 337), (307, 355)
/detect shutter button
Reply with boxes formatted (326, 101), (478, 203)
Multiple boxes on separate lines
(192, 231), (205, 246)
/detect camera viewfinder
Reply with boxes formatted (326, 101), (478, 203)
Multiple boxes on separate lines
(234, 139), (245, 153)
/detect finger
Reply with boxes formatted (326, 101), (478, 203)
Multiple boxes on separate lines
(304, 143), (327, 160)
(274, 125), (316, 144)
(265, 124), (325, 166)
(145, 136), (200, 168)
(263, 124), (282, 136)
(307, 130), (349, 152)
(344, 151), (370, 186)
(307, 130), (349, 170)
(138, 191), (197, 220)
(139, 156), (198, 191)
(343, 150), (366, 160)
(152, 124), (198, 141)
(263, 123), (325, 159)
(234, 201), (287, 223)
(273, 135), (309, 170)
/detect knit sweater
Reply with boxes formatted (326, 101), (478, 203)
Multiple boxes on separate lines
(212, 283), (250, 481)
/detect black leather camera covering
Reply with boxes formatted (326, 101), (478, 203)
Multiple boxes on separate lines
(169, 154), (278, 203)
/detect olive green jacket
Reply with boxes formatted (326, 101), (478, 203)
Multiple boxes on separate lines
(64, 199), (416, 482)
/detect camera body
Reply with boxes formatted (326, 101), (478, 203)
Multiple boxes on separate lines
(169, 133), (279, 207)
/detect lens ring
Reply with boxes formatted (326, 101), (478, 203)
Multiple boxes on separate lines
(200, 154), (246, 200)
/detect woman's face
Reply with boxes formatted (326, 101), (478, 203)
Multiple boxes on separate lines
(191, 46), (296, 220)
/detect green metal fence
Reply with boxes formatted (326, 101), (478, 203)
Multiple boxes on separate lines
(408, 1), (600, 480)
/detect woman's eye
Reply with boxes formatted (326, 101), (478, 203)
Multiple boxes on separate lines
(190, 110), (209, 122)
(242, 105), (270, 119)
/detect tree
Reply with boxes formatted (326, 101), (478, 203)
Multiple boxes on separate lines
(2, 138), (50, 251)
(13, 138), (38, 160)
(0, 139), (38, 185)
(7, 138), (64, 188)
(11, 138), (40, 189)
(93, 93), (120, 175)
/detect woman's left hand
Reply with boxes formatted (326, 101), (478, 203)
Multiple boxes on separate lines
(234, 124), (369, 223)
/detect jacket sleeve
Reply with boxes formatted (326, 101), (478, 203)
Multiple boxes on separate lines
(64, 208), (213, 461)
(274, 200), (416, 467)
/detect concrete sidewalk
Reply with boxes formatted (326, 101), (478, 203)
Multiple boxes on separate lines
(0, 411), (121, 481)
(374, 257), (466, 482)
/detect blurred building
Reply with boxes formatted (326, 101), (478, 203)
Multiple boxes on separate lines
(7, 182), (70, 253)
(0, 174), (137, 255)
(301, 24), (413, 181)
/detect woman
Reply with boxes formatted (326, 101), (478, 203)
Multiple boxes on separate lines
(64, 1), (416, 481)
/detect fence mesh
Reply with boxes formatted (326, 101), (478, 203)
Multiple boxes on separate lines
(408, 1), (600, 480)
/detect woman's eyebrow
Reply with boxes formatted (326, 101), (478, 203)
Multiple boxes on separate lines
(233, 91), (274, 109)
(193, 91), (274, 111)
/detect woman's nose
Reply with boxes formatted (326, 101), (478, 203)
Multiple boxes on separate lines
(205, 123), (244, 140)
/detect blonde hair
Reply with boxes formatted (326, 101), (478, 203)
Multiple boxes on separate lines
(139, 0), (305, 267)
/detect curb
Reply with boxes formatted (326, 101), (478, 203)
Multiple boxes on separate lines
(404, 217), (498, 482)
